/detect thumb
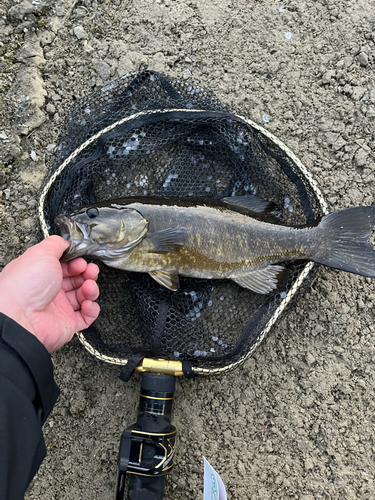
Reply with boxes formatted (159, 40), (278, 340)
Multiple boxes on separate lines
(33, 236), (70, 260)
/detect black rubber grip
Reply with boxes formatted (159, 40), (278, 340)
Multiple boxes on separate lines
(127, 373), (176, 500)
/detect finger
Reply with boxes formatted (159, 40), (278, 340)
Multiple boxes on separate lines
(62, 275), (84, 293)
(61, 275), (99, 302)
(62, 263), (99, 292)
(34, 236), (70, 260)
(61, 258), (88, 278)
(75, 300), (100, 331)
(66, 280), (99, 310)
(82, 263), (99, 281)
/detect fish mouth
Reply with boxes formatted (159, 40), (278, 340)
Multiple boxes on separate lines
(55, 216), (72, 241)
(55, 215), (85, 261)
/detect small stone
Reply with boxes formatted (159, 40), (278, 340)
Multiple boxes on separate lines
(69, 389), (87, 417)
(92, 60), (111, 81)
(8, 0), (35, 20)
(336, 59), (345, 69)
(366, 107), (375, 121)
(8, 67), (46, 135)
(352, 86), (366, 101)
(267, 60), (280, 75)
(9, 146), (22, 158)
(74, 7), (88, 18)
(14, 21), (34, 34)
(116, 51), (145, 77)
(306, 353), (315, 366)
(182, 68), (191, 80)
(336, 56), (353, 69)
(46, 144), (56, 152)
(12, 202), (26, 210)
(324, 132), (339, 145)
(148, 52), (166, 73)
(322, 70), (335, 84)
(340, 384), (352, 395)
(38, 31), (55, 47)
(304, 458), (314, 471)
(73, 26), (88, 40)
(55, 5), (66, 17)
(353, 148), (368, 168)
(83, 41), (95, 54)
(265, 440), (273, 452)
(117, 55), (135, 76)
(17, 38), (44, 62)
(30, 151), (37, 161)
(357, 299), (366, 309)
(284, 110), (294, 120)
(223, 429), (231, 440)
(332, 136), (347, 151)
(357, 52), (368, 67)
(46, 103), (56, 114)
(262, 113), (270, 123)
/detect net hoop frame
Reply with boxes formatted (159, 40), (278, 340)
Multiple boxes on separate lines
(38, 107), (329, 375)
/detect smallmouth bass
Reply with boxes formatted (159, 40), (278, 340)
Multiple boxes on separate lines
(56, 196), (375, 294)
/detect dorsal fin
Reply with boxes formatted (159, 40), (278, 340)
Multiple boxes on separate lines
(222, 196), (281, 223)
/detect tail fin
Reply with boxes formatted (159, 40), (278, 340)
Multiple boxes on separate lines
(314, 206), (375, 277)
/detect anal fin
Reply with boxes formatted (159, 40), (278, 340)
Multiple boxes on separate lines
(149, 270), (180, 291)
(231, 265), (287, 294)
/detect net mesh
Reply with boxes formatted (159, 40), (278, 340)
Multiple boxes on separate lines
(39, 71), (325, 374)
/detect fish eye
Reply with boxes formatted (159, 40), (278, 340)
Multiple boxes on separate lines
(86, 208), (99, 219)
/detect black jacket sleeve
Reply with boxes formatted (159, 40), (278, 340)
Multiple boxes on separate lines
(0, 313), (60, 500)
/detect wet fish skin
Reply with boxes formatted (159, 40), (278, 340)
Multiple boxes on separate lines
(56, 204), (149, 261)
(56, 196), (375, 294)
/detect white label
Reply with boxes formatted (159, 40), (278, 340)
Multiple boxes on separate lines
(203, 456), (227, 500)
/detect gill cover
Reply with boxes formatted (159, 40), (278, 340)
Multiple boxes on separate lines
(84, 205), (149, 248)
(57, 205), (149, 261)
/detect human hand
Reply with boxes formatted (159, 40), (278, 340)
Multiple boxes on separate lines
(0, 236), (100, 352)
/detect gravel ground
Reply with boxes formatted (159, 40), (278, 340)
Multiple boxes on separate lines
(1, 0), (375, 498)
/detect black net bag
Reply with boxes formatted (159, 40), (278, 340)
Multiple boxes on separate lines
(38, 71), (328, 378)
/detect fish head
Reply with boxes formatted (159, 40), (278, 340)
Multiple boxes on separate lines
(56, 203), (149, 262)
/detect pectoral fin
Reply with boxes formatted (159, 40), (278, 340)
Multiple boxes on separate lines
(149, 270), (180, 291)
(145, 228), (188, 253)
(231, 265), (288, 294)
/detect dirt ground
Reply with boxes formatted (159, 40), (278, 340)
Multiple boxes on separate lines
(1, 0), (375, 498)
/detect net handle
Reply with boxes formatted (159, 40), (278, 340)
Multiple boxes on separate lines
(115, 373), (176, 500)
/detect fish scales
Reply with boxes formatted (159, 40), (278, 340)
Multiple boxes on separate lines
(56, 197), (375, 294)
(125, 202), (313, 278)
